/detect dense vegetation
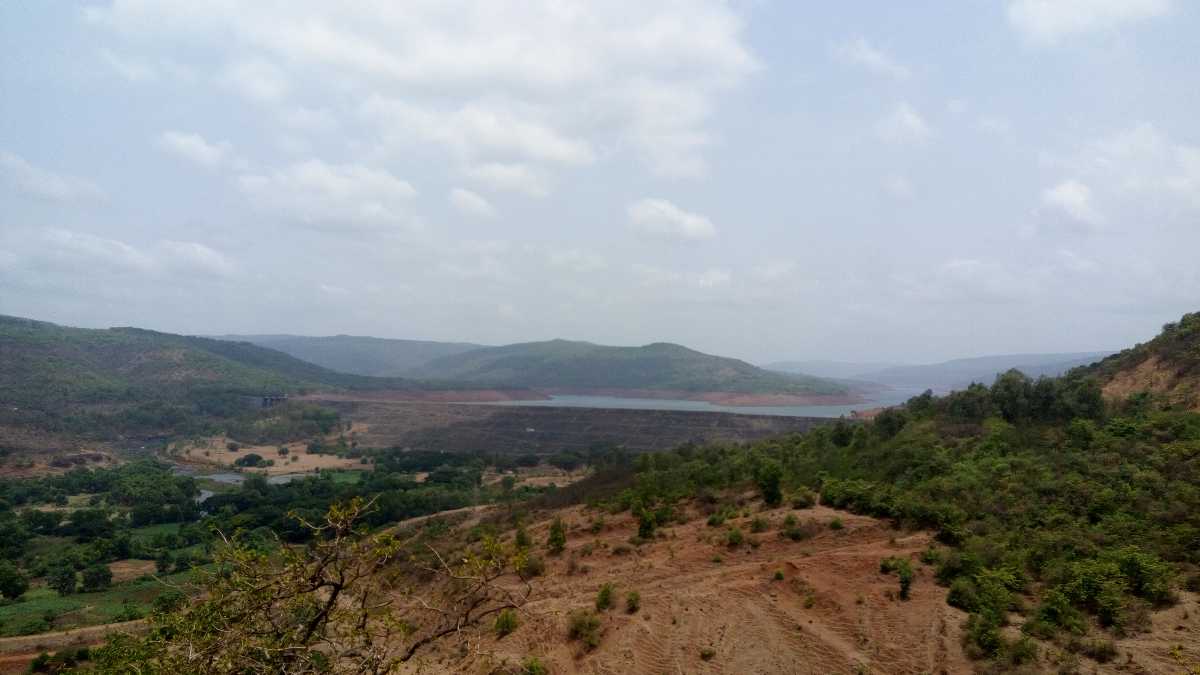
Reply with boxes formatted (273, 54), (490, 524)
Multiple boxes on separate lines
(611, 361), (1198, 663)
(407, 339), (847, 395)
(0, 441), (552, 640)
(0, 315), (455, 442)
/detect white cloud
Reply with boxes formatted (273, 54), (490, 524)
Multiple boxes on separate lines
(99, 48), (156, 82)
(1050, 123), (1200, 211)
(883, 175), (914, 199)
(448, 188), (495, 218)
(363, 97), (595, 167)
(833, 37), (910, 80)
(976, 115), (1012, 135)
(1042, 179), (1104, 226)
(156, 131), (234, 169)
(280, 106), (338, 133)
(1007, 0), (1172, 43)
(20, 229), (233, 279)
(545, 248), (607, 273)
(87, 2), (757, 181)
(752, 261), (796, 282)
(158, 240), (235, 277)
(875, 103), (932, 145)
(237, 159), (417, 229)
(0, 151), (106, 203)
(221, 59), (290, 103)
(697, 268), (732, 288)
(632, 264), (730, 290)
(627, 198), (717, 241)
(898, 258), (1035, 305)
(463, 162), (550, 198)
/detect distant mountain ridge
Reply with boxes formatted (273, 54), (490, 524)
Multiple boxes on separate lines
(214, 334), (486, 377)
(856, 352), (1112, 392)
(406, 339), (849, 396)
(768, 352), (1114, 393)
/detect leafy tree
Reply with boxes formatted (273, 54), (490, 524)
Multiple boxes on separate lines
(754, 458), (783, 507)
(546, 517), (566, 555)
(82, 564), (113, 592)
(91, 499), (532, 672)
(0, 561), (29, 599)
(47, 564), (77, 596)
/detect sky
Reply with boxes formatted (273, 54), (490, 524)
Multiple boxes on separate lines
(2, 1), (1198, 364)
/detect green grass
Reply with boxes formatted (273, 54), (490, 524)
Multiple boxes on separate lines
(127, 522), (182, 539)
(0, 569), (200, 637)
(324, 470), (364, 485)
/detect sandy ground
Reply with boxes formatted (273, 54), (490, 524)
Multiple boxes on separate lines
(401, 503), (975, 675)
(173, 434), (364, 476)
(482, 466), (591, 490)
(108, 559), (157, 584)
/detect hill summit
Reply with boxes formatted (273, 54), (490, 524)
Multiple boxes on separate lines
(405, 338), (849, 398)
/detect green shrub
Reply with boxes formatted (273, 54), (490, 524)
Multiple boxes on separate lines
(725, 526), (744, 548)
(880, 557), (914, 600)
(517, 553), (545, 578)
(700, 647), (716, 661)
(750, 516), (768, 533)
(1073, 637), (1118, 663)
(494, 609), (519, 638)
(567, 609), (602, 649)
(547, 517), (566, 555)
(829, 518), (844, 531)
(1032, 588), (1085, 635)
(521, 656), (548, 675)
(1003, 635), (1038, 666)
(625, 590), (640, 613)
(790, 489), (816, 509)
(595, 582), (615, 611)
(773, 570), (785, 581)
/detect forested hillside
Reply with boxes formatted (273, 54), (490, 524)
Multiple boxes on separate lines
(408, 339), (847, 395)
(0, 315), (419, 442)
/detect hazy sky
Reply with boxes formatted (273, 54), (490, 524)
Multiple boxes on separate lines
(2, 1), (1198, 363)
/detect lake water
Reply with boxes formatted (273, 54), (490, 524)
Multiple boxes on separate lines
(467, 389), (922, 418)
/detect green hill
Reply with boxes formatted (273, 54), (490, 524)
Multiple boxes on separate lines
(406, 339), (848, 395)
(214, 334), (486, 377)
(0, 315), (426, 413)
(1074, 311), (1200, 410)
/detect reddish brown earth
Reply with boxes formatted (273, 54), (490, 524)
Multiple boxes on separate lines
(400, 503), (975, 675)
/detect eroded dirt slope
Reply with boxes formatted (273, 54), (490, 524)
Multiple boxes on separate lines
(403, 504), (973, 675)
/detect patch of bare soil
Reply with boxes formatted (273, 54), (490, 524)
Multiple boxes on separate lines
(171, 435), (364, 476)
(108, 559), (157, 584)
(1104, 354), (1200, 411)
(400, 503), (974, 675)
(1089, 591), (1200, 675)
(483, 466), (591, 490)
